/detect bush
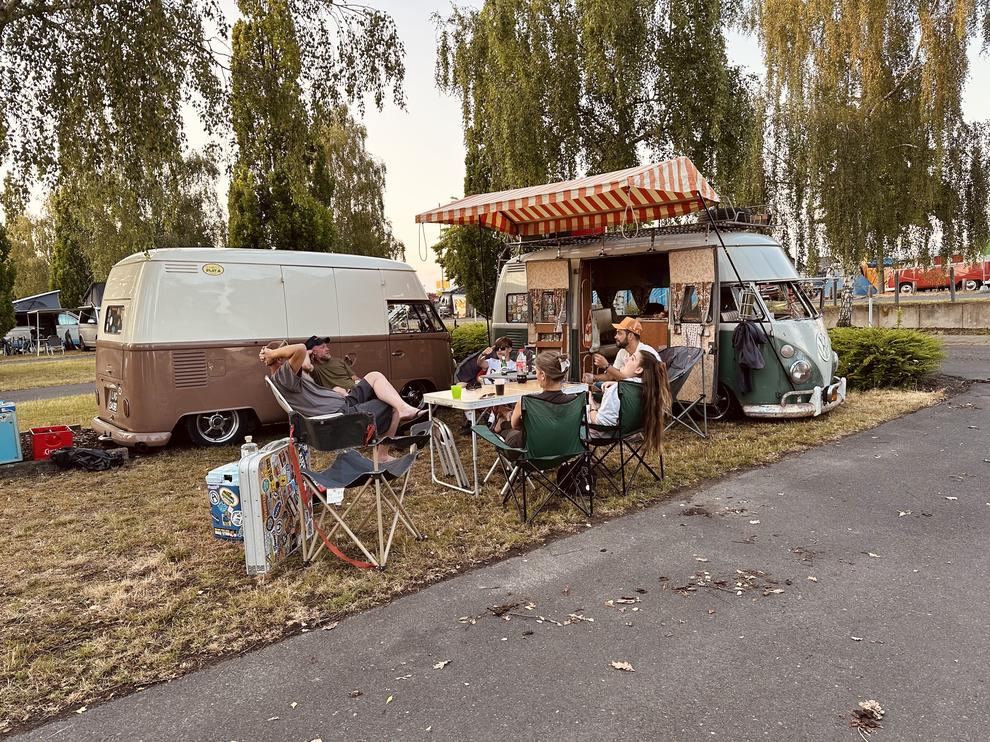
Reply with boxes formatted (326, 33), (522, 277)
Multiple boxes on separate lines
(450, 323), (491, 360)
(829, 327), (945, 389)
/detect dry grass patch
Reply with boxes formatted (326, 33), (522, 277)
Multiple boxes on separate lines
(0, 356), (94, 391)
(0, 387), (943, 733)
(11, 394), (97, 431)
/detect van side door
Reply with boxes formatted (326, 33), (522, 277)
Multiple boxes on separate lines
(332, 268), (390, 381)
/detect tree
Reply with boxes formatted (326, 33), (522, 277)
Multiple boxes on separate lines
(434, 0), (761, 303)
(6, 210), (54, 298)
(0, 220), (16, 337)
(314, 105), (404, 258)
(228, 0), (335, 251)
(49, 195), (94, 309)
(749, 0), (990, 267)
(432, 226), (505, 318)
(0, 1), (404, 194)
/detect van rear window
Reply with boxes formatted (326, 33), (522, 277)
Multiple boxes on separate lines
(104, 306), (124, 335)
(388, 301), (443, 334)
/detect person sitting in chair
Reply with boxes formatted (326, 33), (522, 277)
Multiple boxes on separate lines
(589, 349), (671, 457)
(304, 336), (361, 393)
(260, 342), (426, 456)
(500, 351), (576, 452)
(584, 317), (661, 384)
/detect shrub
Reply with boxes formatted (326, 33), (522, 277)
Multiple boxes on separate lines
(829, 327), (945, 389)
(450, 322), (491, 360)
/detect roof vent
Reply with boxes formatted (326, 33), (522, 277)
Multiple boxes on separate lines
(163, 263), (199, 273)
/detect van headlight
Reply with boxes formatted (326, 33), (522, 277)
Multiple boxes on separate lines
(779, 344), (795, 358)
(790, 360), (812, 383)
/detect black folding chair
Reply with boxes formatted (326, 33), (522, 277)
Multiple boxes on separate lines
(587, 380), (663, 497)
(659, 346), (707, 438)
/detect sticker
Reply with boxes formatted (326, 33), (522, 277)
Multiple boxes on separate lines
(209, 490), (220, 506)
(261, 478), (269, 493)
(231, 511), (243, 528)
(202, 263), (224, 276)
(272, 500), (282, 519)
(219, 487), (238, 507)
(266, 515), (275, 532)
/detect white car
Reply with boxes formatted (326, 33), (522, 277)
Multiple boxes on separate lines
(77, 306), (99, 350)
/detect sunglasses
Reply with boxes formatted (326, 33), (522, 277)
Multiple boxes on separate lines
(479, 392), (496, 399)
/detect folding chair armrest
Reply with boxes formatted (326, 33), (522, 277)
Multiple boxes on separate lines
(472, 424), (526, 453)
(587, 421), (618, 434)
(378, 430), (430, 450)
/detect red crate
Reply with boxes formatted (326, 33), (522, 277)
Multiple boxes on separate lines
(30, 426), (74, 461)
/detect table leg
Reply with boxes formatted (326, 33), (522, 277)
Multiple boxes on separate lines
(470, 409), (479, 495)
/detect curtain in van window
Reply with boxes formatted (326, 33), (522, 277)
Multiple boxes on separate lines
(595, 287), (617, 312)
(630, 286), (649, 313)
(669, 283), (685, 332)
(696, 282), (713, 324)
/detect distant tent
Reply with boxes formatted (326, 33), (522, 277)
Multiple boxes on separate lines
(81, 282), (105, 308)
(12, 290), (61, 312)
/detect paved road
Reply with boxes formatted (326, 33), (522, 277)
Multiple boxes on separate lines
(2, 383), (95, 403)
(939, 336), (990, 381)
(14, 348), (990, 739)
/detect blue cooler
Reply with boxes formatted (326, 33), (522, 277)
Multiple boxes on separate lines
(206, 461), (243, 540)
(0, 401), (23, 465)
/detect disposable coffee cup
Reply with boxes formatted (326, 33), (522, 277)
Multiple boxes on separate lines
(494, 378), (506, 396)
(450, 384), (462, 400)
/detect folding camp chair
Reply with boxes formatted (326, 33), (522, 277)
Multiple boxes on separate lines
(44, 335), (63, 356)
(659, 346), (707, 438)
(474, 392), (592, 524)
(265, 377), (427, 568)
(587, 380), (663, 498)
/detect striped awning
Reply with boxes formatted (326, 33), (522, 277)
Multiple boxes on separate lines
(415, 157), (719, 237)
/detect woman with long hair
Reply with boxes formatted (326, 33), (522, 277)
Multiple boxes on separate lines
(590, 350), (672, 457)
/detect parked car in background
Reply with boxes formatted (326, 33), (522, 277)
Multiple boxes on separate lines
(56, 311), (81, 348)
(77, 306), (99, 350)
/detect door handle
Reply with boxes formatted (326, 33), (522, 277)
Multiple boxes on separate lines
(391, 351), (404, 357)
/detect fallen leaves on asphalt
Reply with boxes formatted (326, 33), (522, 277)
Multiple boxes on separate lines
(433, 660), (452, 670)
(488, 602), (519, 617)
(850, 699), (885, 735)
(610, 661), (635, 672)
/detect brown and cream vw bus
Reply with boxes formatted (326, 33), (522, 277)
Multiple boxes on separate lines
(92, 248), (453, 448)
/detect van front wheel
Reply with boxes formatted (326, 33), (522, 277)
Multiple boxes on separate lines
(707, 383), (740, 421)
(185, 410), (246, 447)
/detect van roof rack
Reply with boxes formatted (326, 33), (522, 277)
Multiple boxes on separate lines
(508, 206), (774, 252)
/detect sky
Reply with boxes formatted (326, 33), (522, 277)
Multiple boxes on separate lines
(203, 2), (989, 291)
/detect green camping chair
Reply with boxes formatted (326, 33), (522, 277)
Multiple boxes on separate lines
(587, 380), (663, 497)
(473, 392), (592, 523)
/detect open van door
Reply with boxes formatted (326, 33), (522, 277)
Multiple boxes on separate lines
(668, 247), (718, 403)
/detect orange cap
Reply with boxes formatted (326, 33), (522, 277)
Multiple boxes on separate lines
(611, 317), (643, 335)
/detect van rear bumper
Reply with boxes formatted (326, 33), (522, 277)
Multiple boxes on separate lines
(743, 377), (847, 419)
(91, 417), (172, 448)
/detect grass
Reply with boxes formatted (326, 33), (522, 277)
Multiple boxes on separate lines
(0, 387), (943, 733)
(9, 394), (98, 431)
(0, 355), (95, 391)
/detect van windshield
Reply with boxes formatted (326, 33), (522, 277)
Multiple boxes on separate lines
(757, 282), (817, 320)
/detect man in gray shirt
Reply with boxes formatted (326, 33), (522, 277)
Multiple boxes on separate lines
(260, 343), (425, 454)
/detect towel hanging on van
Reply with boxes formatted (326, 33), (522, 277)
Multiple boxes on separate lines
(731, 320), (768, 394)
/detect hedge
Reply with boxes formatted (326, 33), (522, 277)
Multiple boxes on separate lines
(450, 322), (491, 360)
(829, 327), (945, 389)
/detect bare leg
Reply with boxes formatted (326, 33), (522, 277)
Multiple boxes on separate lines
(364, 371), (419, 419)
(376, 409), (401, 461)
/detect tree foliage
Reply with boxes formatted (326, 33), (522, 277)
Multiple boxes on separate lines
(436, 0), (760, 199)
(432, 225), (504, 318)
(48, 195), (93, 310)
(0, 220), (16, 336)
(227, 0), (335, 251)
(5, 210), (53, 298)
(314, 106), (403, 258)
(433, 0), (761, 305)
(750, 0), (990, 268)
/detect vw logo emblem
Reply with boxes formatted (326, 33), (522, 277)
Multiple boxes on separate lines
(816, 332), (830, 362)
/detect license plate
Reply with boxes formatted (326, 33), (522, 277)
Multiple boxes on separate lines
(108, 388), (118, 413)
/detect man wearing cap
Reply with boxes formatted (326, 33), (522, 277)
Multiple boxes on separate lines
(304, 336), (361, 393)
(259, 341), (426, 457)
(585, 317), (662, 383)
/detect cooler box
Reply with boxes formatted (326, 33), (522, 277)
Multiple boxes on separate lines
(30, 425), (73, 461)
(0, 401), (23, 465)
(238, 438), (313, 575)
(206, 461), (243, 541)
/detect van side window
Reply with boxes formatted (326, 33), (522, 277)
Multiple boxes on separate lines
(388, 301), (443, 334)
(720, 286), (741, 322)
(104, 306), (124, 335)
(505, 293), (529, 323)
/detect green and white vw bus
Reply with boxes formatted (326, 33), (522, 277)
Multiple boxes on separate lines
(492, 227), (846, 420)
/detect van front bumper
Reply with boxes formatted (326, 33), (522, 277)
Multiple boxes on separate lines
(743, 377), (847, 419)
(91, 417), (172, 448)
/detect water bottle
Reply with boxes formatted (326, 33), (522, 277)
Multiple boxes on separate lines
(515, 349), (526, 374)
(240, 435), (258, 459)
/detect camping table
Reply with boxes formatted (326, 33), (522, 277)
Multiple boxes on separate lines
(424, 380), (588, 496)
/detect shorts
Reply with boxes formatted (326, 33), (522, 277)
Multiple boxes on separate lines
(344, 379), (393, 437)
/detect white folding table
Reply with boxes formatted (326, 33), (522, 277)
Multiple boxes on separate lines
(423, 381), (588, 496)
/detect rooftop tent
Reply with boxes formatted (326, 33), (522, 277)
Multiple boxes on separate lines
(12, 289), (61, 312)
(81, 282), (106, 308)
(415, 157), (720, 238)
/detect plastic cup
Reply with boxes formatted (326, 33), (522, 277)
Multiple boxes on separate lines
(450, 384), (462, 400)
(494, 378), (506, 396)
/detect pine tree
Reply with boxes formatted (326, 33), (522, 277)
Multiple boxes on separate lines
(0, 220), (16, 337)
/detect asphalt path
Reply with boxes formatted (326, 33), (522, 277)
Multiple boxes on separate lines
(12, 344), (990, 740)
(2, 382), (94, 403)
